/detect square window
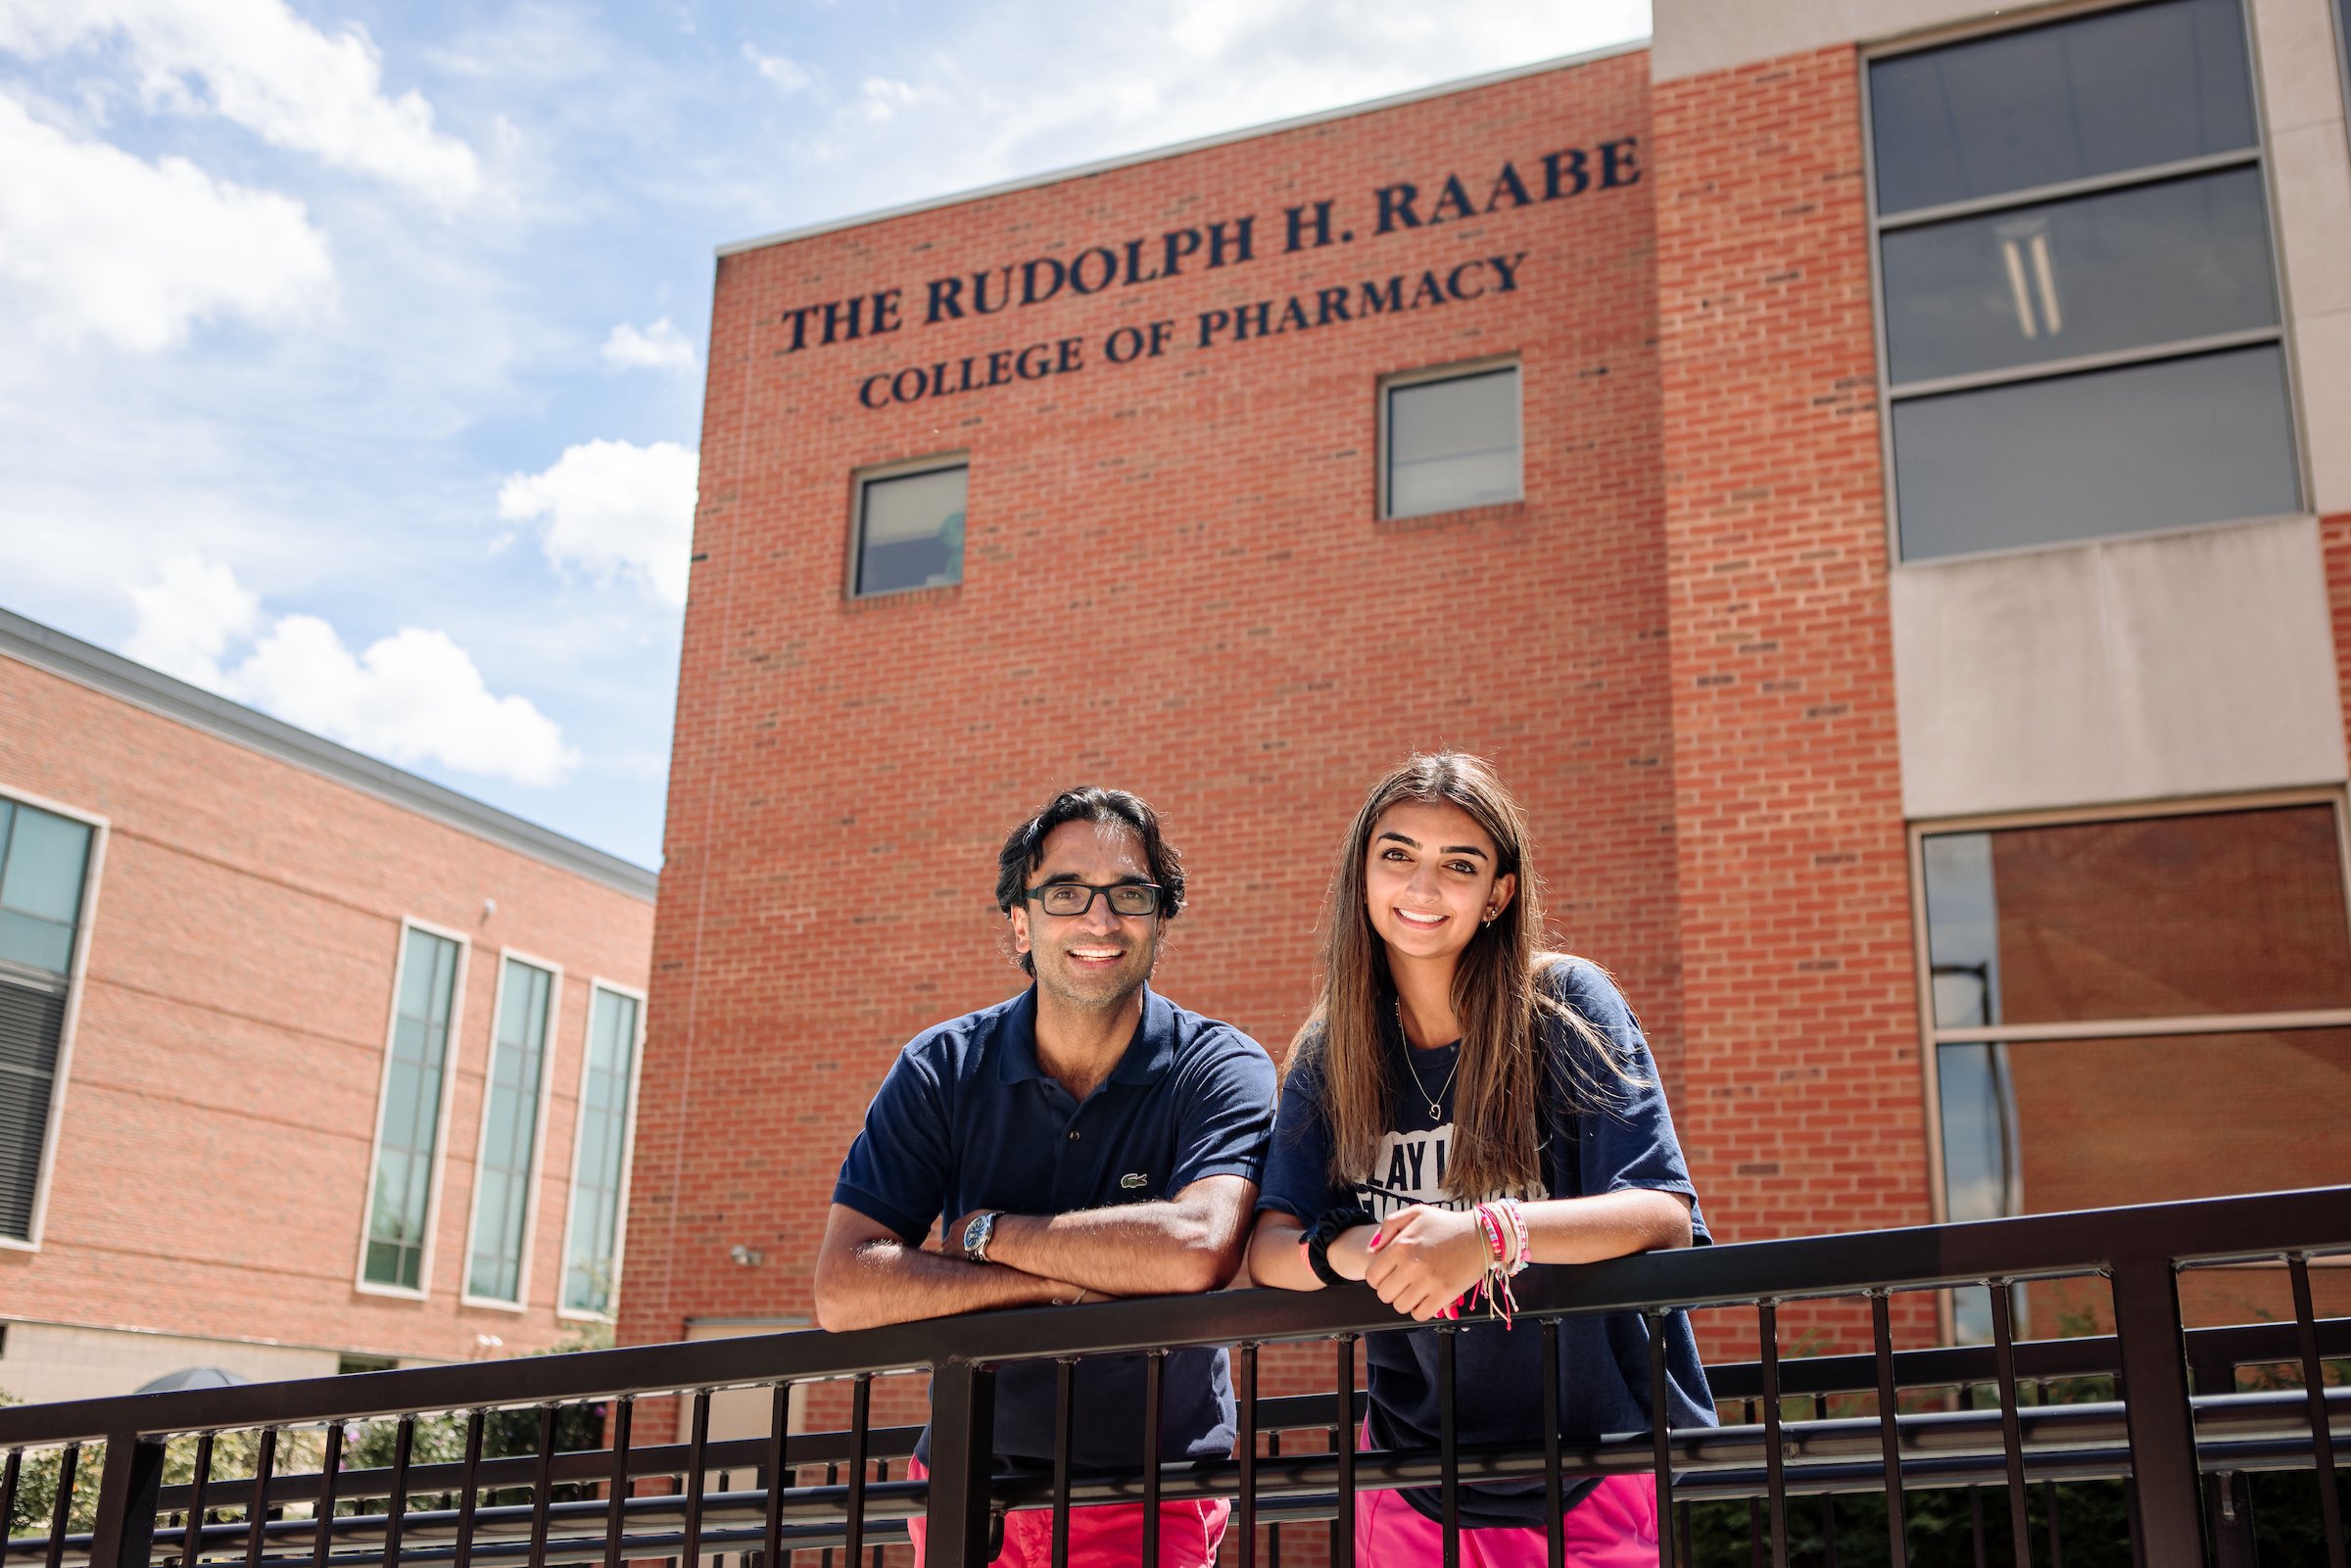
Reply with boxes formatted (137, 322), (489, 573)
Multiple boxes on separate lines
(852, 459), (967, 596)
(1381, 364), (1520, 520)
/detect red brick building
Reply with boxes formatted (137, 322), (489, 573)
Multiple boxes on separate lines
(628, 0), (2351, 1380)
(0, 612), (655, 1404)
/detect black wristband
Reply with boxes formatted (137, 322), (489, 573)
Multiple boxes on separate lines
(1301, 1206), (1375, 1288)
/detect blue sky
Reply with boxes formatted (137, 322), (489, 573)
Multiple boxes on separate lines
(0, 0), (1648, 870)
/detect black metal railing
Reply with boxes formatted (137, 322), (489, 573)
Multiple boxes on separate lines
(3, 1186), (2346, 1568)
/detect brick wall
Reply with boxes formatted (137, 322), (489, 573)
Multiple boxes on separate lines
(0, 654), (653, 1382)
(1651, 47), (1935, 1344)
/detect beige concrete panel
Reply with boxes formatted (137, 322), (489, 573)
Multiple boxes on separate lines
(2300, 307), (2351, 512)
(2251, 0), (2351, 135)
(2274, 120), (2351, 321)
(1652, 0), (1856, 81)
(684, 1317), (811, 1438)
(0, 1321), (336, 1406)
(1893, 516), (2346, 819)
(1653, 0), (2046, 80)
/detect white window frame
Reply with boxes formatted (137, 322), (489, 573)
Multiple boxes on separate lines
(556, 976), (648, 1324)
(1858, 0), (2310, 565)
(354, 917), (472, 1301)
(460, 949), (564, 1311)
(846, 451), (970, 600)
(1376, 356), (1523, 522)
(0, 784), (109, 1255)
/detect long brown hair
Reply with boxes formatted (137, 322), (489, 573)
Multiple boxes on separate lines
(1291, 752), (1635, 1201)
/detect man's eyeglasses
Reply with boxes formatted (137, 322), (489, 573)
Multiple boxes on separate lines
(1023, 882), (1165, 918)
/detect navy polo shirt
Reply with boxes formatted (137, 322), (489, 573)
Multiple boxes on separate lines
(833, 984), (1276, 1470)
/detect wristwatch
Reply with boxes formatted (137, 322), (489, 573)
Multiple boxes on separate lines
(961, 1210), (1001, 1263)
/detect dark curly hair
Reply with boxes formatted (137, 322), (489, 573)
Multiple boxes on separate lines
(995, 787), (1186, 975)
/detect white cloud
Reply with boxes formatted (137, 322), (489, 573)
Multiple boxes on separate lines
(231, 616), (576, 785)
(121, 553), (258, 686)
(0, 93), (333, 352)
(0, 0), (479, 206)
(742, 40), (813, 94)
(853, 75), (940, 125)
(498, 439), (698, 607)
(600, 317), (696, 375)
(120, 557), (576, 786)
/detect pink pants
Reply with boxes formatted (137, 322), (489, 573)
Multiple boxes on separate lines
(902, 1454), (1229, 1567)
(1353, 1473), (1660, 1565)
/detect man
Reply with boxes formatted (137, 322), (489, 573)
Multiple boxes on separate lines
(814, 786), (1276, 1567)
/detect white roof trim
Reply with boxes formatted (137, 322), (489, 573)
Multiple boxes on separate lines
(0, 607), (657, 900)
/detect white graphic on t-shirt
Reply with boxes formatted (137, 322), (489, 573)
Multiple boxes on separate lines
(1355, 1122), (1549, 1219)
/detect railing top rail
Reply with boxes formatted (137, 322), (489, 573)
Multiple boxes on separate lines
(4, 1184), (2345, 1449)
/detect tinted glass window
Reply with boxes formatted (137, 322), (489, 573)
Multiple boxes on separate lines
(1882, 168), (2277, 384)
(563, 986), (640, 1315)
(1871, 0), (2256, 214)
(1942, 1030), (2351, 1214)
(1892, 345), (2297, 559)
(0, 802), (91, 976)
(856, 464), (966, 595)
(1923, 806), (2351, 1026)
(366, 927), (460, 1290)
(1386, 366), (1520, 519)
(469, 958), (553, 1302)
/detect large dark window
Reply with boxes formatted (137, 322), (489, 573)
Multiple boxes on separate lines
(1870, 0), (2299, 560)
(1917, 802), (2351, 1335)
(0, 796), (95, 1243)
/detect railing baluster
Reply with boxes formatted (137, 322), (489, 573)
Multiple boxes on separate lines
(843, 1375), (871, 1568)
(1757, 1303), (1788, 1568)
(187, 1433), (215, 1568)
(1643, 1309), (1668, 1568)
(2110, 1258), (2205, 1566)
(381, 1419), (412, 1568)
(1235, 1345), (1257, 1568)
(244, 1429), (277, 1568)
(1, 1449), (18, 1557)
(44, 1444), (78, 1568)
(1987, 1281), (2034, 1567)
(528, 1405), (558, 1568)
(87, 1431), (166, 1568)
(1141, 1350), (1165, 1568)
(454, 1412), (485, 1568)
(1869, 1291), (1908, 1566)
(2047, 1478), (2064, 1568)
(1332, 1334), (1357, 1568)
(925, 1360), (994, 1568)
(679, 1392), (710, 1568)
(1968, 1487), (1987, 1568)
(1678, 1500), (1693, 1568)
(1438, 1324), (1459, 1568)
(1547, 1316), (1566, 1568)
(2290, 1252), (2348, 1568)
(1266, 1429), (1282, 1568)
(607, 1398), (637, 1568)
(1051, 1358), (1074, 1568)
(311, 1424), (343, 1568)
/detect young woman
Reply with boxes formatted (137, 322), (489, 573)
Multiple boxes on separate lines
(1248, 752), (1715, 1564)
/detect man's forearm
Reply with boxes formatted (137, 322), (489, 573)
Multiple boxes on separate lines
(984, 1201), (1242, 1296)
(814, 1235), (1071, 1332)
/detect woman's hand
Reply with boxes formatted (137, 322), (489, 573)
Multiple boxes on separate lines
(1363, 1206), (1491, 1321)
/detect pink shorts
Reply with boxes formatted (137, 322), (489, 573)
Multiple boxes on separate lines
(902, 1454), (1229, 1567)
(1353, 1472), (1659, 1565)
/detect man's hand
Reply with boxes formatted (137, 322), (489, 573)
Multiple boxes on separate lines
(951, 1174), (1257, 1298)
(1363, 1206), (1491, 1322)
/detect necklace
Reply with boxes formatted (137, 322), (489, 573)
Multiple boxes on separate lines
(1393, 998), (1461, 1122)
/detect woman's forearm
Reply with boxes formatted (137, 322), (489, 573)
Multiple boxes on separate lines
(1521, 1188), (1693, 1264)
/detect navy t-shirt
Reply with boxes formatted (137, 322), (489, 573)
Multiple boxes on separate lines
(833, 985), (1276, 1471)
(1257, 957), (1717, 1529)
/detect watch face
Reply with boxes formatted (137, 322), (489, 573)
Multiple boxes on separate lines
(963, 1212), (993, 1259)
